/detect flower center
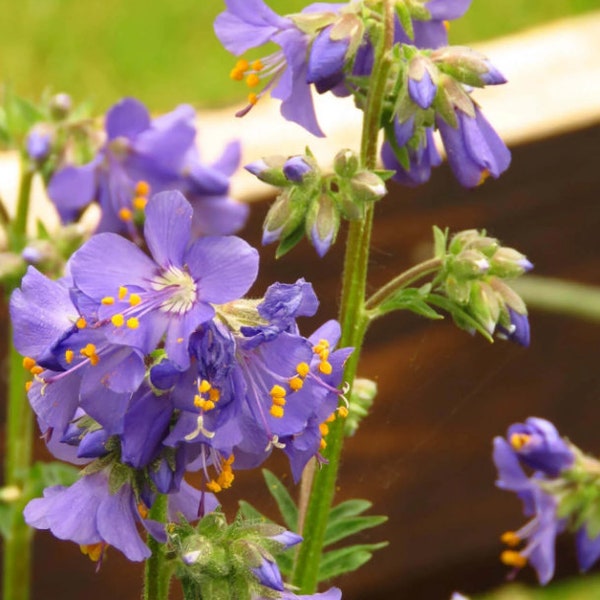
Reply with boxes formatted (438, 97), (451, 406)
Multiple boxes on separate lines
(152, 266), (197, 315)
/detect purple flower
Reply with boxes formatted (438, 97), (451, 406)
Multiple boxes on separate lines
(48, 98), (196, 234)
(215, 1), (346, 137)
(253, 557), (285, 591)
(407, 58), (437, 109)
(505, 418), (574, 477)
(68, 191), (258, 369)
(256, 588), (342, 600)
(496, 307), (530, 347)
(283, 156), (315, 183)
(24, 471), (159, 562)
(307, 24), (351, 94)
(493, 437), (565, 584)
(26, 126), (52, 162)
(576, 525), (600, 572)
(382, 124), (442, 187)
(436, 105), (511, 188)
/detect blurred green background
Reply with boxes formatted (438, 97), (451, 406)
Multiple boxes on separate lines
(0, 0), (597, 112)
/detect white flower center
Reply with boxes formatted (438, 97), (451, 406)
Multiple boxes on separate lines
(152, 266), (197, 315)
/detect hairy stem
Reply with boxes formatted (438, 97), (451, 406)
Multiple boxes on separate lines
(365, 257), (443, 311)
(291, 1), (396, 593)
(143, 494), (171, 600)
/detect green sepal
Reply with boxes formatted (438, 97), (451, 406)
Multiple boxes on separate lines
(318, 542), (388, 582)
(3, 88), (45, 144)
(262, 469), (298, 531)
(275, 223), (305, 259)
(377, 285), (443, 321)
(433, 226), (448, 259)
(108, 462), (132, 494)
(426, 293), (494, 342)
(395, 3), (414, 40)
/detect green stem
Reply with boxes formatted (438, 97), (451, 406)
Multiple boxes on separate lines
(11, 163), (34, 250)
(511, 276), (600, 323)
(365, 257), (443, 311)
(143, 494), (171, 600)
(291, 1), (395, 593)
(2, 331), (34, 600)
(2, 163), (36, 600)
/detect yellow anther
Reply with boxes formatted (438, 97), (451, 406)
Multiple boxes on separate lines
(246, 73), (260, 87)
(23, 357), (36, 370)
(199, 379), (212, 393)
(443, 20), (450, 31)
(251, 59), (264, 71)
(129, 293), (142, 306)
(248, 92), (259, 106)
(135, 180), (150, 196)
(76, 317), (87, 329)
(500, 550), (527, 568)
(270, 384), (286, 398)
(319, 361), (333, 375)
(80, 343), (99, 366)
(478, 169), (490, 186)
(30, 365), (43, 375)
(101, 296), (115, 305)
(230, 67), (245, 81)
(126, 317), (140, 329)
(137, 502), (149, 520)
(320, 423), (330, 436)
(118, 286), (128, 300)
(501, 531), (521, 547)
(313, 339), (330, 353)
(217, 469), (234, 489)
(224, 455), (235, 466)
(25, 381), (33, 392)
(270, 405), (285, 418)
(208, 388), (221, 403)
(193, 395), (203, 408)
(206, 480), (222, 493)
(111, 314), (125, 327)
(318, 349), (330, 361)
(177, 337), (184, 343)
(289, 377), (303, 391)
(337, 406), (349, 418)
(272, 396), (286, 407)
(236, 58), (249, 71)
(326, 412), (336, 423)
(296, 362), (310, 378)
(80, 543), (104, 562)
(133, 196), (147, 211)
(118, 207), (133, 221)
(320, 438), (327, 450)
(201, 400), (216, 411)
(510, 433), (531, 451)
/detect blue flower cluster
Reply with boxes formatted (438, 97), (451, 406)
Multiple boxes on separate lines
(494, 418), (600, 584)
(11, 191), (352, 565)
(48, 97), (248, 238)
(215, 0), (510, 189)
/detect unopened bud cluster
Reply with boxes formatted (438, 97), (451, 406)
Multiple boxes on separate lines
(437, 228), (532, 345)
(171, 510), (302, 599)
(246, 149), (387, 257)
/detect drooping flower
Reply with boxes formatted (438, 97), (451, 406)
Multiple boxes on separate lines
(24, 470), (216, 563)
(68, 191), (258, 369)
(215, 1), (354, 137)
(436, 104), (511, 188)
(493, 436), (565, 584)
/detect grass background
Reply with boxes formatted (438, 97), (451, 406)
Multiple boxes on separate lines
(2, 1), (600, 598)
(0, 0), (597, 111)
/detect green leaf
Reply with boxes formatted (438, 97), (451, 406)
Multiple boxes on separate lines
(4, 88), (45, 141)
(318, 542), (388, 582)
(324, 515), (388, 547)
(262, 469), (298, 531)
(237, 500), (267, 522)
(328, 499), (373, 521)
(378, 287), (444, 320)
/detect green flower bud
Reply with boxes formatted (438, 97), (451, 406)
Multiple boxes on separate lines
(262, 189), (307, 245)
(333, 148), (360, 178)
(349, 170), (387, 203)
(469, 281), (500, 334)
(444, 274), (472, 305)
(451, 249), (490, 279)
(489, 247), (533, 278)
(305, 194), (340, 257)
(245, 156), (289, 187)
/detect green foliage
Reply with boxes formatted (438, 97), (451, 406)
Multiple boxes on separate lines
(377, 284), (443, 320)
(239, 470), (387, 583)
